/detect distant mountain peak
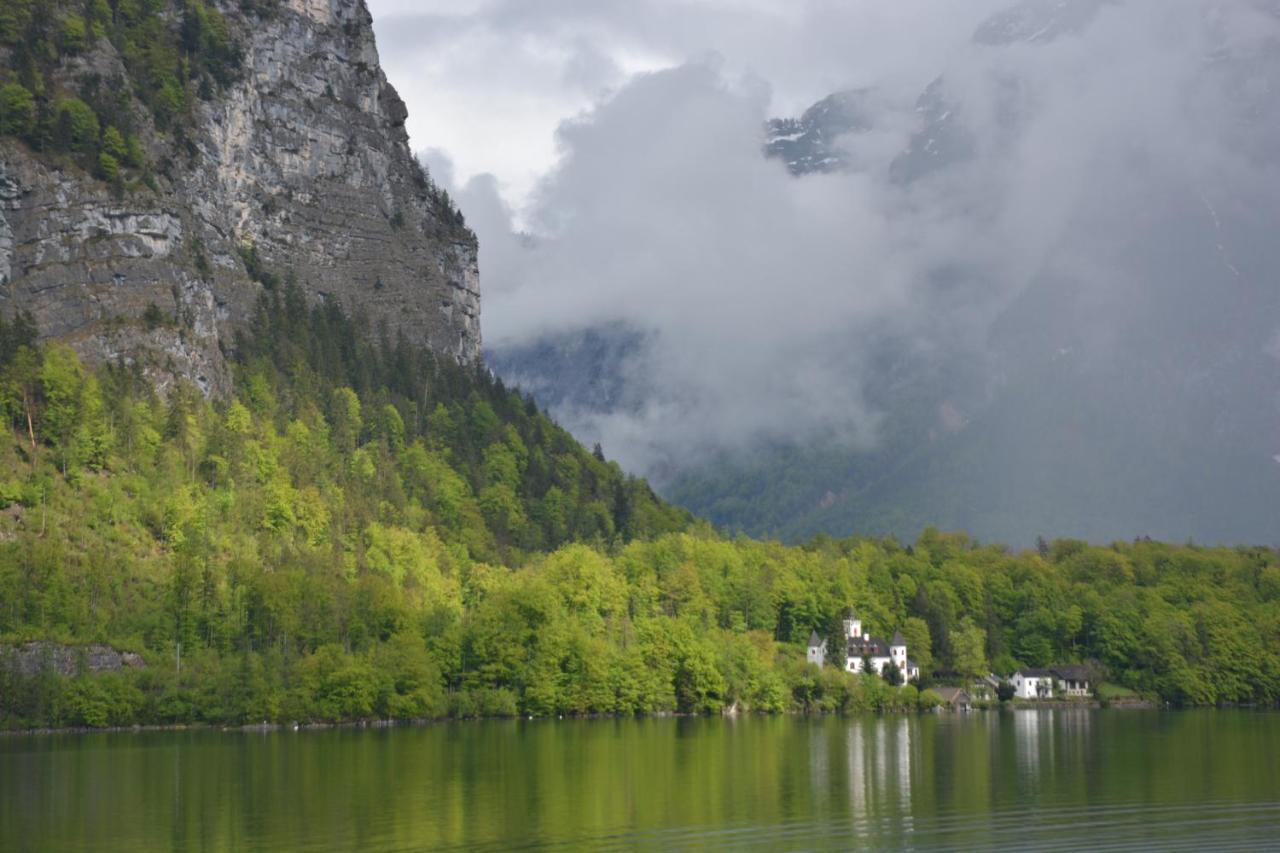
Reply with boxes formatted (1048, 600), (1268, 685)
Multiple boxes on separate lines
(764, 89), (873, 176)
(973, 0), (1113, 46)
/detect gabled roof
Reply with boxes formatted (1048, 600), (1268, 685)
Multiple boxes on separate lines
(1015, 668), (1054, 678)
(891, 630), (906, 647)
(933, 687), (971, 704)
(807, 630), (824, 648)
(1051, 665), (1090, 682)
(847, 637), (890, 657)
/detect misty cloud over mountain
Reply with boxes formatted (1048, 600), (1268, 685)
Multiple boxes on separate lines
(415, 0), (1280, 545)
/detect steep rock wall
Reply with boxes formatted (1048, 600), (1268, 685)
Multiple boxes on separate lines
(0, 0), (479, 394)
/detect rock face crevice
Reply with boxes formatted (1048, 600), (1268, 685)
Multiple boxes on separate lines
(0, 0), (480, 392)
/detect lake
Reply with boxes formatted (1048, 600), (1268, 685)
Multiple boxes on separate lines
(2, 710), (1278, 851)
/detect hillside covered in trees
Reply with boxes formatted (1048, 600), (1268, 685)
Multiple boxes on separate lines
(1, 290), (1278, 730)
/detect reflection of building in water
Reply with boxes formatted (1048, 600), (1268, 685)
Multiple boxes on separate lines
(896, 718), (912, 812)
(845, 718), (913, 839)
(1058, 707), (1093, 738)
(1014, 710), (1055, 780)
(1056, 706), (1093, 768)
(848, 720), (867, 816)
(809, 722), (830, 799)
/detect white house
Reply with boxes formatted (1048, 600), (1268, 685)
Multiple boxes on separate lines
(806, 631), (827, 668)
(1012, 666), (1092, 699)
(1012, 668), (1053, 699)
(842, 612), (919, 682)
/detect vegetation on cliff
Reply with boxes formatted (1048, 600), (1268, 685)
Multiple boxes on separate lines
(0, 0), (260, 185)
(0, 291), (1278, 729)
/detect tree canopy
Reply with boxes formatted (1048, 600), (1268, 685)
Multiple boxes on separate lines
(0, 301), (1278, 729)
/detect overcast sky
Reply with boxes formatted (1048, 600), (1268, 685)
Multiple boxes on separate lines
(363, 0), (1280, 484)
(367, 0), (1007, 209)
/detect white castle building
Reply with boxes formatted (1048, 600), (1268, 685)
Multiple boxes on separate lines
(842, 611), (920, 682)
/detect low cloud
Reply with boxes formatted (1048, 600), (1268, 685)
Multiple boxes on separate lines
(371, 0), (1009, 206)
(392, 1), (1280, 487)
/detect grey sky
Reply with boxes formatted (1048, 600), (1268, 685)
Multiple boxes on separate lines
(365, 0), (1280, 488)
(367, 0), (1006, 208)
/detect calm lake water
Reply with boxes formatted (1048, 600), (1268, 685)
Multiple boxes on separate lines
(2, 710), (1279, 851)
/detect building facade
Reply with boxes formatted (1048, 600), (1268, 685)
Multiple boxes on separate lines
(1012, 666), (1093, 699)
(1012, 669), (1054, 699)
(842, 612), (919, 682)
(806, 631), (827, 668)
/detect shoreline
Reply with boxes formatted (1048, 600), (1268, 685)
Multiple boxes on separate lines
(0, 700), (1215, 738)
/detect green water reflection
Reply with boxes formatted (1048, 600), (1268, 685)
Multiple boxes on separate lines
(2, 710), (1278, 851)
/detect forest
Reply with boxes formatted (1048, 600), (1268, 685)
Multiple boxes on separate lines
(0, 290), (1278, 729)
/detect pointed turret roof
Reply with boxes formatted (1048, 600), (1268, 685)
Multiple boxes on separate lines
(807, 630), (823, 648)
(891, 630), (906, 647)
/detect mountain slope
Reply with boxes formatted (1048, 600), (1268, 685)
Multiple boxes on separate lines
(0, 0), (478, 396)
(0, 1), (1277, 730)
(3, 306), (1279, 725)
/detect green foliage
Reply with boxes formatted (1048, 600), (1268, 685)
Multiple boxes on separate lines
(1, 290), (1279, 729)
(0, 83), (36, 138)
(238, 243), (280, 289)
(1097, 682), (1138, 700)
(58, 13), (87, 54)
(917, 688), (944, 710)
(900, 616), (932, 674)
(950, 617), (988, 679)
(0, 1), (37, 44)
(881, 660), (904, 686)
(97, 150), (119, 181)
(61, 672), (144, 727)
(53, 96), (98, 151)
(0, 0), (254, 172)
(101, 125), (126, 160)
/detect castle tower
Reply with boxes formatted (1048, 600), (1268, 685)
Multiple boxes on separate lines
(807, 631), (827, 667)
(890, 630), (908, 670)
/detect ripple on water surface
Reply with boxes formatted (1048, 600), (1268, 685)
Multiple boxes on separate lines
(1, 710), (1279, 852)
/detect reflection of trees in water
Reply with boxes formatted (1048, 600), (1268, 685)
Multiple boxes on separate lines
(8, 713), (1280, 851)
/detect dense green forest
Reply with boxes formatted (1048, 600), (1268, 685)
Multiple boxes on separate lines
(1, 291), (1279, 729)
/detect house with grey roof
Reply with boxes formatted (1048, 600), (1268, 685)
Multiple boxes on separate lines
(971, 673), (1001, 700)
(933, 687), (972, 710)
(1013, 665), (1093, 699)
(1049, 665), (1092, 697)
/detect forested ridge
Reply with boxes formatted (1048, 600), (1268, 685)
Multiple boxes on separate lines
(0, 292), (1278, 730)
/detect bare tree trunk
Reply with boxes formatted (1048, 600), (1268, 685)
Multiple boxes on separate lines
(23, 390), (37, 465)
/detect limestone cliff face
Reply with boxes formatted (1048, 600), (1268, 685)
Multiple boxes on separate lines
(0, 0), (479, 394)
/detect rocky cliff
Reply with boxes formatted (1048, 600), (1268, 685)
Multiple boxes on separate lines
(0, 0), (479, 395)
(1, 642), (146, 678)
